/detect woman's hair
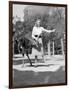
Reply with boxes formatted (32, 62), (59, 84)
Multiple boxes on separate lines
(35, 19), (41, 26)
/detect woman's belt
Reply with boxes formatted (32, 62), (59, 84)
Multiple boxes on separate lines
(34, 35), (42, 38)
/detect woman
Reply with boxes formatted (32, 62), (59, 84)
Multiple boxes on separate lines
(32, 19), (55, 43)
(32, 19), (56, 64)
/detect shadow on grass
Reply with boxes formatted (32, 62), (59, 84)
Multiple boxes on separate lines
(13, 66), (65, 87)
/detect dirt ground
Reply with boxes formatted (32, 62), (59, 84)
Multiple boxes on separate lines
(13, 57), (65, 87)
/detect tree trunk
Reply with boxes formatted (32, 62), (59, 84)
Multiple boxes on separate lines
(48, 40), (51, 56)
(61, 38), (64, 55)
(52, 41), (55, 55)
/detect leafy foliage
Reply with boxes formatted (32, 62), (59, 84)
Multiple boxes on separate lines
(13, 6), (65, 54)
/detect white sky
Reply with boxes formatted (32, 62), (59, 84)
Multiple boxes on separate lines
(13, 4), (27, 21)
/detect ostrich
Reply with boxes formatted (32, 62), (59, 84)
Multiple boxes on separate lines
(17, 32), (42, 66)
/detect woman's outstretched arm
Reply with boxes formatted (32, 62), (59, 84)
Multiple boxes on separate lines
(42, 27), (56, 33)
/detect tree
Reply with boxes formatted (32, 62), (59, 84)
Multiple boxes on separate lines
(13, 6), (65, 54)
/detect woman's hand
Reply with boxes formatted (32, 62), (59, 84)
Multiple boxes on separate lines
(52, 29), (56, 32)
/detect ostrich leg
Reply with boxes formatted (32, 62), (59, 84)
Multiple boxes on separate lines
(26, 53), (33, 66)
(21, 47), (25, 67)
